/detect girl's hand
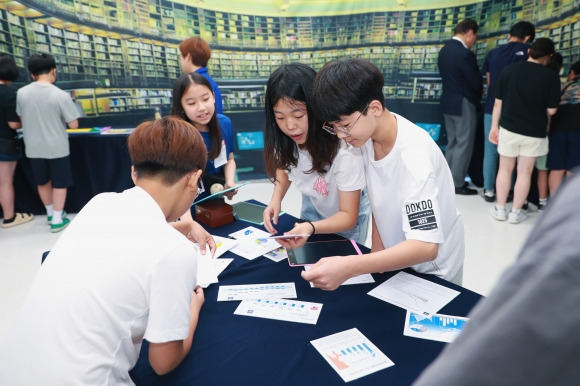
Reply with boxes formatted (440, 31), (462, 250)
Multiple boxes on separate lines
(263, 202), (281, 234)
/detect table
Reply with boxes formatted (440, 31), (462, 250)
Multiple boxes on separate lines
(129, 203), (483, 386)
(10, 133), (133, 216)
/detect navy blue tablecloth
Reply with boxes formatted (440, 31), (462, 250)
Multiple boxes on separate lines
(130, 206), (482, 386)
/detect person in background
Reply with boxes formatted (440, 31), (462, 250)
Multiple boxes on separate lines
(0, 117), (207, 384)
(413, 169), (580, 386)
(481, 21), (535, 202)
(262, 63), (370, 247)
(16, 53), (79, 232)
(547, 60), (580, 194)
(437, 19), (483, 196)
(179, 37), (224, 114)
(535, 52), (563, 210)
(303, 58), (464, 290)
(488, 38), (561, 224)
(0, 54), (34, 228)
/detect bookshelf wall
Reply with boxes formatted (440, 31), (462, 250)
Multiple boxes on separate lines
(1, 0), (579, 115)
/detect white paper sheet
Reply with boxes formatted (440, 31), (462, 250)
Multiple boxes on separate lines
(367, 271), (460, 318)
(263, 246), (288, 262)
(228, 226), (281, 260)
(403, 311), (469, 343)
(196, 245), (218, 288)
(310, 328), (394, 382)
(234, 298), (323, 325)
(211, 235), (238, 258)
(304, 266), (375, 286)
(217, 282), (297, 301)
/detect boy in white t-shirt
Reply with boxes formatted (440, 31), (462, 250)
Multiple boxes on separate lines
(0, 117), (208, 385)
(303, 58), (465, 290)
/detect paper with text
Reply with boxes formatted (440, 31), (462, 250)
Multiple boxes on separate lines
(217, 282), (297, 301)
(403, 311), (468, 343)
(234, 298), (322, 325)
(311, 328), (394, 382)
(367, 271), (460, 318)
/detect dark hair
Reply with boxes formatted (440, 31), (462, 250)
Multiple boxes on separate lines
(178, 37), (211, 67)
(454, 19), (479, 35)
(509, 21), (535, 42)
(0, 54), (19, 81)
(264, 63), (340, 179)
(568, 61), (580, 76)
(546, 52), (563, 73)
(128, 116), (207, 185)
(27, 53), (56, 76)
(528, 37), (555, 60)
(311, 58), (385, 124)
(171, 72), (222, 159)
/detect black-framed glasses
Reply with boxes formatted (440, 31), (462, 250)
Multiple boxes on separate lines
(322, 104), (369, 136)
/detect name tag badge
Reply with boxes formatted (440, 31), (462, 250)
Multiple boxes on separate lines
(213, 140), (227, 168)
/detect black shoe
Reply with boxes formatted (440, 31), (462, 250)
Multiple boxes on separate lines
(455, 185), (478, 195)
(481, 189), (495, 202)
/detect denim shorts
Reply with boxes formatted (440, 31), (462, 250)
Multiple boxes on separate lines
(0, 152), (22, 162)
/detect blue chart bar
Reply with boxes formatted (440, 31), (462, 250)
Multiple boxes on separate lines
(362, 343), (376, 357)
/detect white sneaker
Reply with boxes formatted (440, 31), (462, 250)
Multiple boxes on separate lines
(488, 205), (507, 221)
(508, 210), (528, 224)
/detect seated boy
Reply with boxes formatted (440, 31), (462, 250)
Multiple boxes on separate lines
(302, 58), (464, 290)
(0, 117), (207, 384)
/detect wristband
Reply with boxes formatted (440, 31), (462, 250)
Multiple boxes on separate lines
(306, 221), (316, 235)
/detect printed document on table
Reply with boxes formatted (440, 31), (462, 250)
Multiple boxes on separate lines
(211, 235), (238, 258)
(403, 311), (469, 343)
(304, 266), (375, 286)
(311, 328), (394, 383)
(234, 298), (323, 325)
(195, 245), (218, 288)
(263, 246), (288, 262)
(367, 271), (460, 318)
(228, 226), (281, 260)
(217, 282), (297, 301)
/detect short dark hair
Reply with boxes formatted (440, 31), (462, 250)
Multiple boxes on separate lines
(178, 37), (211, 67)
(263, 63), (340, 179)
(569, 61), (580, 76)
(528, 38), (555, 60)
(171, 72), (222, 159)
(546, 52), (563, 72)
(311, 58), (385, 124)
(455, 19), (479, 35)
(128, 116), (207, 185)
(509, 21), (535, 42)
(0, 53), (19, 81)
(27, 53), (56, 76)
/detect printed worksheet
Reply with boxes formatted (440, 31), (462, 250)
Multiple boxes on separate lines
(234, 298), (323, 325)
(304, 266), (375, 286)
(403, 311), (469, 343)
(263, 246), (288, 262)
(311, 328), (394, 382)
(367, 271), (460, 318)
(228, 226), (281, 260)
(217, 282), (297, 301)
(211, 235), (238, 258)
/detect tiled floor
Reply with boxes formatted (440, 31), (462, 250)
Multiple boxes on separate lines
(0, 180), (538, 340)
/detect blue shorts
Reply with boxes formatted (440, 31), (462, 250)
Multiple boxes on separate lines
(0, 152), (22, 162)
(29, 156), (74, 188)
(547, 132), (580, 171)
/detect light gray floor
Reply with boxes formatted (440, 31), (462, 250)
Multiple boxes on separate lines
(0, 180), (538, 340)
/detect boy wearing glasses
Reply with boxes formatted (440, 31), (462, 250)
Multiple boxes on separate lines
(303, 58), (465, 290)
(0, 117), (208, 384)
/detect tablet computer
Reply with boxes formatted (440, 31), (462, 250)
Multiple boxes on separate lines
(287, 239), (363, 267)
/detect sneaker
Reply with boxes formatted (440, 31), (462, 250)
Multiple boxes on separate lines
(481, 189), (495, 202)
(508, 210), (528, 224)
(488, 205), (507, 221)
(47, 210), (66, 224)
(538, 203), (547, 212)
(50, 217), (70, 233)
(522, 201), (538, 213)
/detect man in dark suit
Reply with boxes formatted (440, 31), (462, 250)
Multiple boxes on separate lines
(438, 19), (483, 195)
